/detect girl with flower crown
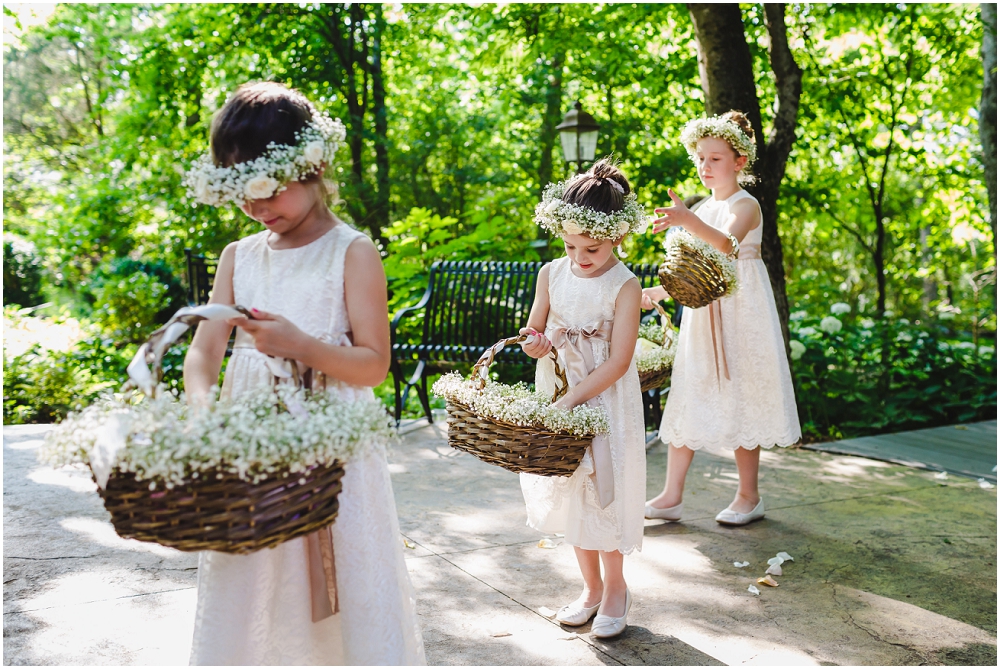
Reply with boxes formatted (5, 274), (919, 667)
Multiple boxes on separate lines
(642, 111), (801, 526)
(518, 159), (647, 638)
(182, 82), (424, 665)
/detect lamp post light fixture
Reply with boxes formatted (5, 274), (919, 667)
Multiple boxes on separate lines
(556, 100), (601, 174)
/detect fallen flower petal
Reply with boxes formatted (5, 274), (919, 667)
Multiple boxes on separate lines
(978, 478), (994, 489)
(767, 556), (784, 567)
(402, 538), (416, 549)
(757, 575), (779, 587)
(765, 564), (783, 576)
(748, 585), (761, 596)
(490, 630), (512, 638)
(538, 538), (557, 549)
(934, 471), (949, 480)
(776, 551), (794, 562)
(734, 561), (750, 568)
(538, 607), (557, 618)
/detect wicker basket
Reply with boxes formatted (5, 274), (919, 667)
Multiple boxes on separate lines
(658, 232), (738, 309)
(444, 334), (591, 477)
(99, 462), (345, 554)
(637, 303), (676, 392)
(93, 304), (347, 554)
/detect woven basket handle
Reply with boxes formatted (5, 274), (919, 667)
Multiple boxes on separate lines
(125, 304), (308, 398)
(471, 334), (569, 403)
(651, 302), (677, 348)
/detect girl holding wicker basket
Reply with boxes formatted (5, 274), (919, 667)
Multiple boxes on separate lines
(518, 159), (647, 638)
(181, 82), (424, 665)
(642, 112), (801, 526)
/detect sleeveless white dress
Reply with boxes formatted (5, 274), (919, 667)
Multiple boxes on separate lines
(660, 190), (801, 453)
(189, 224), (425, 665)
(520, 257), (646, 555)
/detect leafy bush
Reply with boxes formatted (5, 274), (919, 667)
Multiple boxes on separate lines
(3, 345), (116, 424)
(3, 235), (44, 308)
(85, 258), (188, 342)
(790, 312), (997, 440)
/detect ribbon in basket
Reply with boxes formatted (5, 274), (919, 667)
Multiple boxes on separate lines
(545, 313), (616, 510)
(706, 241), (760, 387)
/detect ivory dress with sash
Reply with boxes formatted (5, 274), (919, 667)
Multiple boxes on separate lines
(520, 257), (646, 555)
(189, 224), (425, 665)
(660, 190), (801, 453)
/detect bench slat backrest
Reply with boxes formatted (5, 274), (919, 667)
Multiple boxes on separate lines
(422, 260), (662, 349)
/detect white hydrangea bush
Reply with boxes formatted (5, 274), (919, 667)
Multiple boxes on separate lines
(41, 385), (394, 488)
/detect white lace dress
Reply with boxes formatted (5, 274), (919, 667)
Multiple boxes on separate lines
(660, 190), (801, 453)
(189, 224), (425, 666)
(520, 257), (646, 555)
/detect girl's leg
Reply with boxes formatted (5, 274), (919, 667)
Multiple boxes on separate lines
(572, 547), (603, 607)
(646, 444), (695, 508)
(727, 446), (761, 513)
(597, 550), (627, 617)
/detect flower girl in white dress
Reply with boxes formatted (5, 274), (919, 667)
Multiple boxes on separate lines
(183, 82), (424, 665)
(642, 111), (801, 526)
(519, 160), (647, 638)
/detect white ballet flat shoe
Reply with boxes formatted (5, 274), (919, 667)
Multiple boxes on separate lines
(555, 600), (602, 626)
(591, 589), (632, 639)
(644, 502), (683, 521)
(715, 499), (765, 526)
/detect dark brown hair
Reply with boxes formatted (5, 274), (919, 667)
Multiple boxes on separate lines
(210, 82), (315, 167)
(561, 158), (632, 214)
(721, 110), (756, 146)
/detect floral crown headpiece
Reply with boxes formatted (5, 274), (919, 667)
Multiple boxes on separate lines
(534, 175), (648, 240)
(680, 116), (757, 183)
(183, 111), (347, 206)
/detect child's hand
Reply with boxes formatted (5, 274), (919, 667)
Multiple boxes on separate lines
(641, 286), (669, 310)
(228, 308), (307, 359)
(652, 189), (698, 233)
(551, 392), (579, 411)
(518, 327), (553, 359)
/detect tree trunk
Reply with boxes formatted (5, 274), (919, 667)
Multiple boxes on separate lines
(371, 4), (390, 241)
(980, 3), (997, 289)
(538, 49), (566, 193)
(687, 3), (802, 352)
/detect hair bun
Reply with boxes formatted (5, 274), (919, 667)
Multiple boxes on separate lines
(588, 158), (631, 197)
(721, 111), (755, 144)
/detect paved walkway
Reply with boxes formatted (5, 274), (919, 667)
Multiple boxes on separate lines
(803, 421), (997, 482)
(4, 421), (997, 665)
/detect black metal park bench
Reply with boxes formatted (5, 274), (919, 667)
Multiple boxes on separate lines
(389, 260), (673, 429)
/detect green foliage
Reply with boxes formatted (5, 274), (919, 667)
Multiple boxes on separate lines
(790, 313), (997, 440)
(84, 258), (188, 343)
(3, 345), (115, 424)
(3, 235), (44, 307)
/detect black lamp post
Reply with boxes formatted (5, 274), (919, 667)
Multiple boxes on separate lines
(556, 100), (601, 174)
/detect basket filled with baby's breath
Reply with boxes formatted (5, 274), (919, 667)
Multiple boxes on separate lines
(39, 304), (395, 554)
(636, 303), (678, 392)
(659, 229), (740, 308)
(431, 334), (608, 477)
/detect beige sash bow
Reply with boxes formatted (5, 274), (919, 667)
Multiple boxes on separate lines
(545, 314), (616, 510)
(705, 241), (760, 388)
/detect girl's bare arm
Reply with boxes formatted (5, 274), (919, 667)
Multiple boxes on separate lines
(183, 242), (237, 401)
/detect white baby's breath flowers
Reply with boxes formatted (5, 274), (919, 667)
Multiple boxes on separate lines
(432, 373), (609, 437)
(40, 385), (393, 487)
(634, 321), (677, 374)
(680, 116), (757, 185)
(534, 175), (647, 241)
(183, 112), (347, 207)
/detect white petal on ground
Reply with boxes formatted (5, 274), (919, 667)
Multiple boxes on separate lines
(776, 551), (794, 562)
(978, 478), (995, 489)
(766, 564), (783, 576)
(748, 585), (761, 596)
(935, 471), (949, 480)
(734, 561), (750, 568)
(538, 607), (557, 618)
(767, 556), (785, 566)
(537, 538), (557, 549)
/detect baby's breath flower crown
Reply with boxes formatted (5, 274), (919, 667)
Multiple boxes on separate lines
(534, 175), (649, 240)
(183, 112), (347, 206)
(680, 116), (757, 184)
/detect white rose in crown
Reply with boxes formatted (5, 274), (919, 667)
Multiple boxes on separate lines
(616, 219), (630, 236)
(303, 141), (326, 166)
(194, 175), (211, 201)
(562, 219), (584, 235)
(244, 175), (280, 200)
